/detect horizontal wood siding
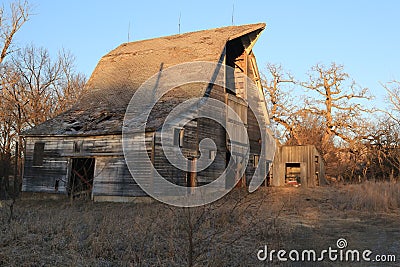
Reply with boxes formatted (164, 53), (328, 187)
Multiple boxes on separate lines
(23, 137), (69, 193)
(92, 157), (146, 196)
(197, 117), (226, 185)
(22, 133), (153, 197)
(197, 84), (227, 185)
(153, 120), (197, 191)
(245, 104), (263, 183)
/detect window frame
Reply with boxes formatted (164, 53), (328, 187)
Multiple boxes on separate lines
(173, 128), (185, 147)
(253, 154), (259, 167)
(33, 142), (45, 167)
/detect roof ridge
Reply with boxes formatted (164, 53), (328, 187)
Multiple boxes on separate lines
(129, 22), (265, 44)
(104, 23), (266, 58)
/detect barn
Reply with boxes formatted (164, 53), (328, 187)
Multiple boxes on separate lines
(21, 23), (276, 201)
(270, 145), (326, 187)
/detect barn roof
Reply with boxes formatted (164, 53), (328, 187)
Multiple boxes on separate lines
(23, 23), (266, 136)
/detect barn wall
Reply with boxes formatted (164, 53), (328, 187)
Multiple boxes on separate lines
(153, 82), (227, 188)
(22, 134), (153, 197)
(153, 120), (197, 190)
(225, 49), (267, 186)
(245, 107), (262, 183)
(93, 156), (146, 197)
(23, 137), (69, 193)
(197, 84), (227, 185)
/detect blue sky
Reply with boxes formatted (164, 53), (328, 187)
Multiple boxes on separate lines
(8, 0), (400, 106)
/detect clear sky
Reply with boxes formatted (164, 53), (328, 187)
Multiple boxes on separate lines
(8, 0), (400, 106)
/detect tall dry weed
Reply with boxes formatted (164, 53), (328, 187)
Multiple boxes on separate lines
(340, 181), (400, 212)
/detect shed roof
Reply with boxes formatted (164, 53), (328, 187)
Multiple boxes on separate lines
(23, 23), (265, 136)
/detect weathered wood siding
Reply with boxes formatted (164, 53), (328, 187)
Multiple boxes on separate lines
(197, 84), (227, 185)
(271, 145), (326, 187)
(231, 51), (266, 185)
(226, 93), (248, 181)
(153, 120), (197, 189)
(22, 134), (152, 197)
(23, 137), (69, 193)
(152, 83), (228, 188)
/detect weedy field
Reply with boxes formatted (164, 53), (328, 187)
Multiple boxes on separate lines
(1, 182), (399, 266)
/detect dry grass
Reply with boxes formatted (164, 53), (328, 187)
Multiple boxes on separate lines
(337, 181), (400, 212)
(0, 183), (399, 266)
(0, 189), (284, 266)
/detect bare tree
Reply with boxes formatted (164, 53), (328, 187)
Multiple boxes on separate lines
(364, 115), (400, 180)
(300, 63), (373, 151)
(360, 81), (400, 181)
(9, 46), (86, 127)
(53, 49), (87, 114)
(263, 63), (375, 180)
(382, 80), (400, 124)
(0, 0), (30, 64)
(0, 45), (86, 198)
(262, 63), (300, 142)
(0, 0), (30, 197)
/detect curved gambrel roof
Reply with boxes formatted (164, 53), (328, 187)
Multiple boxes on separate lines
(24, 23), (265, 136)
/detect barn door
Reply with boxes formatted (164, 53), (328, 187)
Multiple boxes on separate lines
(68, 158), (95, 199)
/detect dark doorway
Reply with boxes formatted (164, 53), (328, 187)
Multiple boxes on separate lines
(69, 158), (95, 198)
(285, 162), (301, 185)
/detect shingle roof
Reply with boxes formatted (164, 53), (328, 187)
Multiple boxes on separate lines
(23, 23), (266, 136)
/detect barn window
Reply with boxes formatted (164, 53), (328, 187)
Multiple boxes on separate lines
(209, 150), (216, 160)
(74, 141), (83, 153)
(253, 154), (259, 167)
(33, 142), (45, 166)
(173, 128), (184, 147)
(315, 156), (319, 163)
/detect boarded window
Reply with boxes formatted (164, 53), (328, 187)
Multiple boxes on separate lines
(173, 128), (184, 147)
(33, 142), (45, 166)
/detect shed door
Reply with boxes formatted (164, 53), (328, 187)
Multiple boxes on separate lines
(285, 162), (301, 186)
(285, 162), (307, 186)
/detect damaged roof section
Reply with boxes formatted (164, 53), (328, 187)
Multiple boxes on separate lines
(24, 108), (125, 136)
(23, 23), (266, 136)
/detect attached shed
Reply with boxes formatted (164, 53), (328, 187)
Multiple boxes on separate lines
(270, 145), (326, 187)
(21, 23), (275, 201)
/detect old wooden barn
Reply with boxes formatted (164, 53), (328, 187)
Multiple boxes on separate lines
(270, 145), (326, 187)
(21, 23), (276, 201)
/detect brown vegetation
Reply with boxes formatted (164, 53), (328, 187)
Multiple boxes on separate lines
(1, 184), (399, 266)
(263, 63), (400, 182)
(0, 1), (86, 198)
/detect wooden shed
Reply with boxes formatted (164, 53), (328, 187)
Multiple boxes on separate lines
(270, 145), (326, 187)
(21, 23), (274, 201)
